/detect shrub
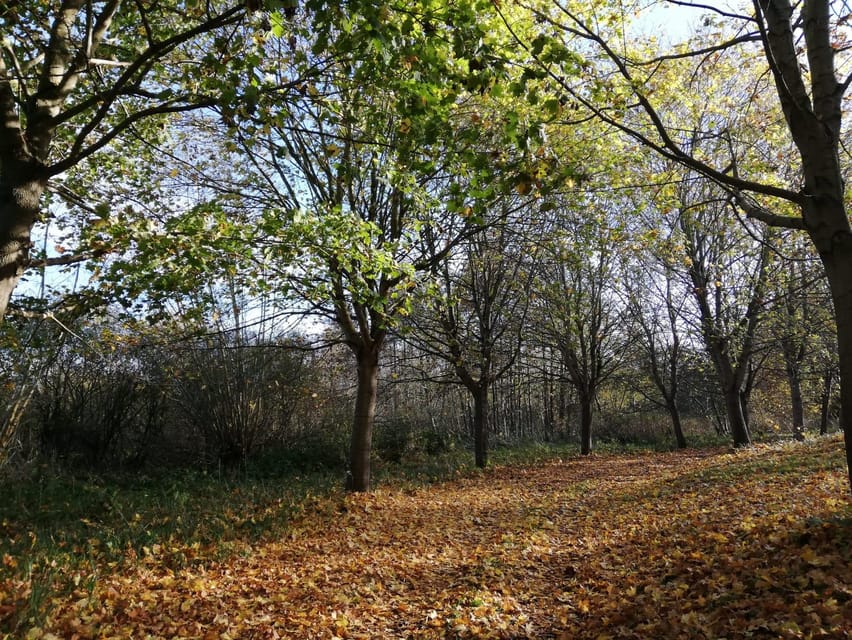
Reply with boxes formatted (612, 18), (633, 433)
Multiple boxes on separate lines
(169, 338), (307, 469)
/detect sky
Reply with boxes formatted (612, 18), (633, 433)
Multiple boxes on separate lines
(635, 1), (750, 43)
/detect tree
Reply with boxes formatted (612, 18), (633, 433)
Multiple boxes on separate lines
(676, 178), (773, 446)
(0, 1), (256, 320)
(407, 206), (541, 467)
(180, 0), (513, 491)
(534, 207), (628, 455)
(501, 1), (852, 488)
(623, 251), (689, 449)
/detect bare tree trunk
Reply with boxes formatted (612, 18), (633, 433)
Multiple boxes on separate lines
(786, 363), (806, 441)
(472, 384), (488, 468)
(558, 377), (568, 438)
(348, 346), (380, 492)
(724, 385), (751, 447)
(823, 252), (852, 491)
(666, 398), (687, 449)
(579, 391), (592, 455)
(820, 368), (834, 436)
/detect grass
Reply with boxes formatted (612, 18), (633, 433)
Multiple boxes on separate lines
(0, 464), (340, 634)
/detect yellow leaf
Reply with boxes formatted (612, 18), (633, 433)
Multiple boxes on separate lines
(800, 547), (830, 567)
(515, 181), (532, 196)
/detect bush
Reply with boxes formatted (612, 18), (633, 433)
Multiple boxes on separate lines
(169, 338), (307, 469)
(595, 410), (675, 448)
(374, 418), (417, 463)
(32, 349), (163, 468)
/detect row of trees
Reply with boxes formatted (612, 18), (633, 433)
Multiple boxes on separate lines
(0, 295), (838, 475)
(0, 1), (850, 491)
(1, 186), (840, 480)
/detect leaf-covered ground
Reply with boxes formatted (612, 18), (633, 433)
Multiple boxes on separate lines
(14, 437), (852, 639)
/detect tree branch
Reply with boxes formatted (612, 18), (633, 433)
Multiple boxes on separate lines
(732, 191), (807, 229)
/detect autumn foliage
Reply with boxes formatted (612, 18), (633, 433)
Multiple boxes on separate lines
(6, 436), (851, 639)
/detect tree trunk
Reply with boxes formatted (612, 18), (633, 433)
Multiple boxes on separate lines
(348, 346), (380, 493)
(822, 251), (852, 491)
(0, 175), (44, 318)
(785, 362), (806, 441)
(558, 378), (568, 438)
(472, 383), (488, 469)
(579, 391), (592, 455)
(820, 368), (833, 436)
(707, 349), (751, 447)
(666, 398), (687, 449)
(724, 385), (751, 448)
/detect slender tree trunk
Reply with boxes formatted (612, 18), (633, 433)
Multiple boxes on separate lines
(472, 383), (488, 468)
(579, 391), (592, 455)
(0, 175), (44, 319)
(666, 398), (687, 449)
(558, 378), (567, 438)
(820, 368), (833, 436)
(724, 385), (751, 447)
(348, 346), (380, 492)
(785, 362), (806, 441)
(822, 251), (852, 491)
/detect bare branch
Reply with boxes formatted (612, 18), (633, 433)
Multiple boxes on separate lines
(47, 98), (217, 175)
(634, 33), (761, 66)
(27, 245), (110, 268)
(732, 192), (807, 229)
(661, 1), (756, 22)
(501, 2), (806, 205)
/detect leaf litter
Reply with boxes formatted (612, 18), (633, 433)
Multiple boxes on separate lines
(18, 437), (852, 639)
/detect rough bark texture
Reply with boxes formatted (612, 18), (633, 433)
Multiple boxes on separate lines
(348, 345), (380, 493)
(0, 176), (44, 318)
(579, 391), (592, 456)
(821, 252), (852, 489)
(472, 384), (489, 469)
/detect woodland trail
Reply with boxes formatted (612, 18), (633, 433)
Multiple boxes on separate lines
(32, 438), (852, 639)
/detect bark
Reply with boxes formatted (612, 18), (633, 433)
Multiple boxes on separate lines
(821, 250), (852, 491)
(348, 345), (380, 493)
(758, 0), (852, 488)
(724, 384), (751, 447)
(702, 340), (752, 447)
(667, 398), (687, 449)
(820, 368), (833, 436)
(579, 390), (592, 455)
(785, 361), (806, 441)
(0, 175), (45, 318)
(472, 384), (489, 469)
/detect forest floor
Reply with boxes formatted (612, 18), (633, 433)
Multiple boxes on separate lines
(4, 436), (852, 639)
